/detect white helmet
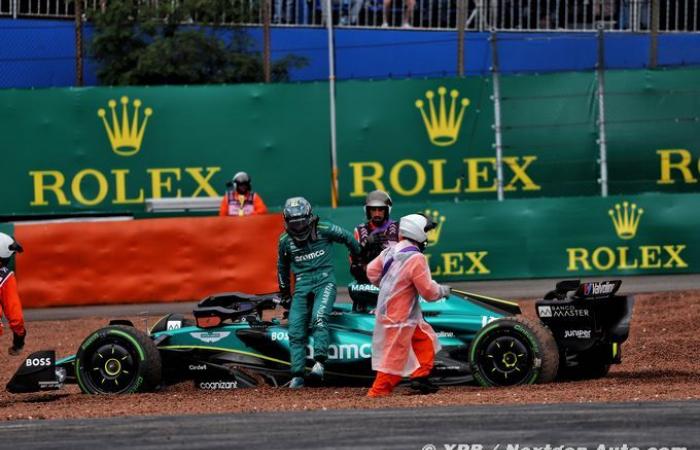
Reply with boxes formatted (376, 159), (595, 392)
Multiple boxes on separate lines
(398, 214), (435, 250)
(0, 232), (23, 259)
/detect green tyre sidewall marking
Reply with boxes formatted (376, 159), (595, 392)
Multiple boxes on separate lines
(76, 327), (146, 394)
(469, 324), (499, 361)
(470, 320), (543, 387)
(108, 329), (145, 361)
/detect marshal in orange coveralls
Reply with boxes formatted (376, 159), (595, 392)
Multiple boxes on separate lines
(365, 214), (450, 397)
(0, 232), (26, 356)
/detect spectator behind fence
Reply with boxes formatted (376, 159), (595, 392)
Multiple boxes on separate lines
(219, 171), (268, 217)
(382, 0), (415, 27)
(319, 0), (367, 25)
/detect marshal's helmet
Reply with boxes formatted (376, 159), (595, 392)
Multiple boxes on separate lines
(398, 213), (437, 252)
(283, 197), (316, 242)
(226, 171), (252, 194)
(0, 232), (23, 266)
(364, 190), (392, 223)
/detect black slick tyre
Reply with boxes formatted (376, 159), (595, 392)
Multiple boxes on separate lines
(558, 343), (612, 381)
(468, 316), (559, 387)
(75, 325), (162, 394)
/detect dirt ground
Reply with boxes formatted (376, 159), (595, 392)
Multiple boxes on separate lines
(1, 290), (698, 421)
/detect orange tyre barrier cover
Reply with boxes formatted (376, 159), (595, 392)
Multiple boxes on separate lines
(14, 215), (284, 308)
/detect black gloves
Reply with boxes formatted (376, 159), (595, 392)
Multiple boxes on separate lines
(350, 261), (369, 284)
(279, 289), (292, 310)
(8, 331), (25, 356)
(365, 232), (387, 247)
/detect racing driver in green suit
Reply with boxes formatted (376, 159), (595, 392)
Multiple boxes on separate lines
(277, 197), (362, 389)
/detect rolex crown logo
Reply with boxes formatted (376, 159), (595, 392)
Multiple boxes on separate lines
(98, 96), (153, 157)
(424, 209), (446, 246)
(415, 87), (470, 147)
(608, 201), (643, 240)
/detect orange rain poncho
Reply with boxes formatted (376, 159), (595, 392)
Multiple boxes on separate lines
(366, 240), (445, 387)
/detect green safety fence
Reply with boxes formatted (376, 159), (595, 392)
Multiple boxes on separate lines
(316, 192), (698, 285)
(1, 68), (699, 217)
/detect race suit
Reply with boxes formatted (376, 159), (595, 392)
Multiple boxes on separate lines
(0, 267), (26, 338)
(352, 219), (399, 284)
(219, 191), (268, 216)
(277, 220), (362, 377)
(365, 240), (444, 397)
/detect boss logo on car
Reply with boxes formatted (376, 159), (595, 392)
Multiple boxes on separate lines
(564, 329), (592, 339)
(25, 357), (52, 367)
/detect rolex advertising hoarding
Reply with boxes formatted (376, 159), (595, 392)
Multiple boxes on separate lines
(319, 192), (697, 284)
(0, 68), (699, 217)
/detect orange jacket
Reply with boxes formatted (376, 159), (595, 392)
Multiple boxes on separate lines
(0, 267), (25, 337)
(219, 191), (268, 217)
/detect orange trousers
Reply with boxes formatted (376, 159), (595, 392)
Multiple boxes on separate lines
(367, 326), (435, 397)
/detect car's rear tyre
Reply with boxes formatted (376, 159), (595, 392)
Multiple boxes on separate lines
(558, 343), (612, 381)
(468, 316), (559, 387)
(75, 325), (161, 394)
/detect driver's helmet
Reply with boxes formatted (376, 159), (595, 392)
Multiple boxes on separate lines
(283, 197), (315, 242)
(364, 190), (392, 221)
(0, 232), (23, 261)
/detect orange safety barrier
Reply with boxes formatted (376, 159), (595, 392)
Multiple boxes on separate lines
(14, 214), (285, 308)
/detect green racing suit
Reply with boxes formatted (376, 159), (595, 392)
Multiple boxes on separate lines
(277, 220), (362, 377)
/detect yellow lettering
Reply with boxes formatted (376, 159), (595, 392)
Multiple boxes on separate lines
(591, 247), (615, 271)
(567, 248), (591, 271)
(617, 246), (639, 269)
(441, 252), (464, 276)
(111, 169), (145, 205)
(147, 168), (182, 198)
(663, 245), (688, 268)
(428, 159), (461, 194)
(504, 156), (541, 191)
(71, 169), (108, 206)
(465, 251), (490, 274)
(389, 160), (426, 196)
(349, 162), (386, 197)
(185, 167), (221, 197)
(464, 158), (496, 192)
(657, 149), (697, 184)
(639, 245), (662, 268)
(29, 170), (70, 206)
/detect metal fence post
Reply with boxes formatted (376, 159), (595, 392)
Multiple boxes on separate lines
(263, 0), (271, 82)
(12, 0), (17, 19)
(596, 26), (609, 197)
(456, 0), (466, 77)
(489, 30), (505, 202)
(649, 0), (659, 68)
(75, 0), (84, 86)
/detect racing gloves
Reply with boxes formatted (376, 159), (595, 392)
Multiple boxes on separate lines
(439, 285), (451, 298)
(365, 233), (387, 247)
(8, 330), (25, 356)
(278, 288), (292, 310)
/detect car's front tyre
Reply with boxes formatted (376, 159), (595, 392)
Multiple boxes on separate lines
(75, 325), (161, 394)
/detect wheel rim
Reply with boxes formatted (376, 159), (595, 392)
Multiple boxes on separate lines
(475, 331), (533, 386)
(81, 339), (138, 394)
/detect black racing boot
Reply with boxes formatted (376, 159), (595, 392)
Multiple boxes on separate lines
(409, 377), (439, 394)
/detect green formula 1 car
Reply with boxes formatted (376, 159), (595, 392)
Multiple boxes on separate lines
(7, 279), (633, 394)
